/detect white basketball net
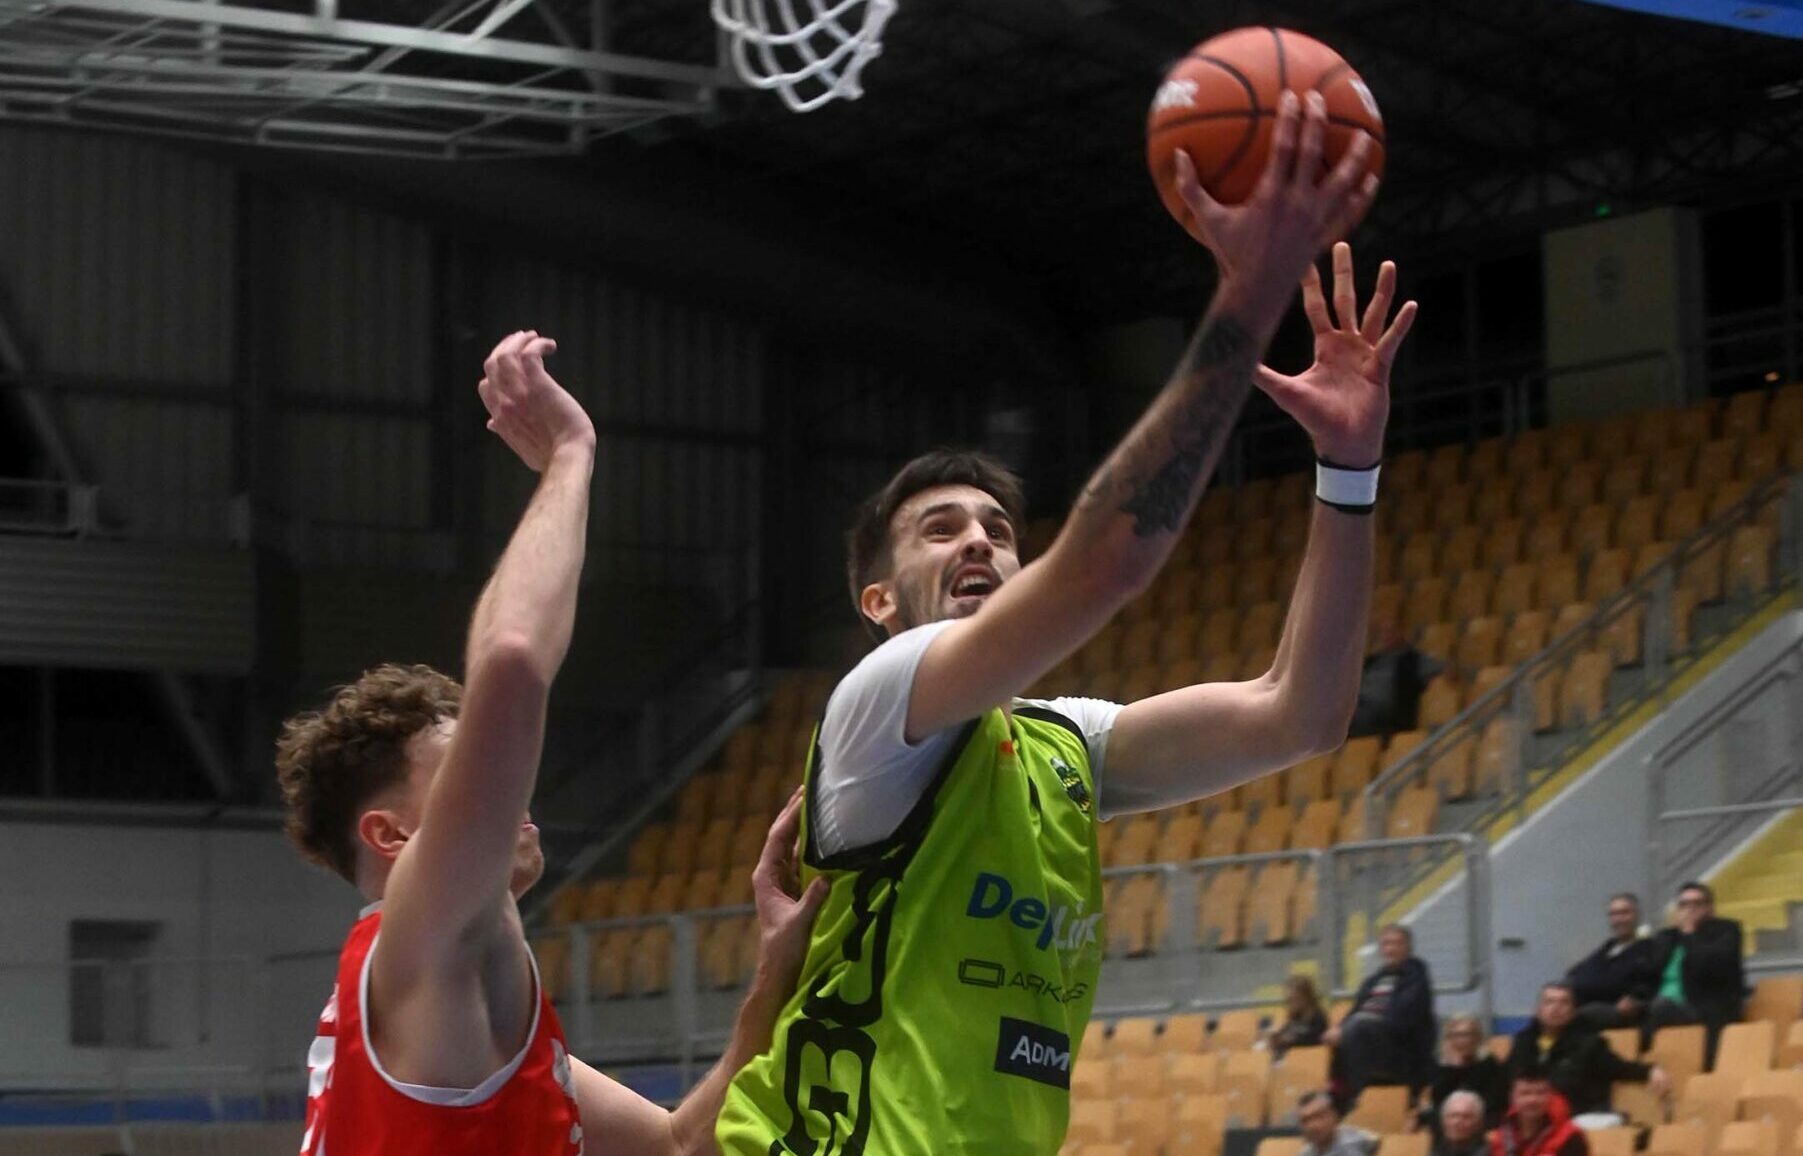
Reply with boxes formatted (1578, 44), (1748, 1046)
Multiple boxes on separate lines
(711, 0), (899, 113)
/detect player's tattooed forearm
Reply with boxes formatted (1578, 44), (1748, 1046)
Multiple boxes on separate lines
(1082, 315), (1254, 537)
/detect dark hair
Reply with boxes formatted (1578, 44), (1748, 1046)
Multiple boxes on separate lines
(1513, 1063), (1553, 1085)
(1677, 881), (1713, 903)
(1380, 923), (1413, 948)
(844, 449), (1027, 638)
(275, 663), (463, 883)
(1298, 1089), (1337, 1114)
(1539, 980), (1576, 1000)
(1285, 974), (1324, 1017)
(1610, 892), (1641, 910)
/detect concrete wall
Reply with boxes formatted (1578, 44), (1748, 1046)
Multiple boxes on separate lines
(0, 821), (354, 1088)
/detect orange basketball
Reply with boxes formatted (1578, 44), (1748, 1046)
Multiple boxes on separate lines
(1147, 27), (1385, 240)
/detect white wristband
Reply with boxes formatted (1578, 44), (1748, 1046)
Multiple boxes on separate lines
(1316, 460), (1381, 511)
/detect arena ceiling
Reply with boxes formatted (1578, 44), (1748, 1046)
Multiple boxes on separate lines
(587, 0), (1803, 321)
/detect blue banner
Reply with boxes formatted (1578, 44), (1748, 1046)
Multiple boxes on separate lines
(1576, 0), (1803, 37)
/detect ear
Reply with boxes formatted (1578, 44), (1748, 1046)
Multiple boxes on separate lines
(356, 807), (411, 867)
(859, 580), (896, 634)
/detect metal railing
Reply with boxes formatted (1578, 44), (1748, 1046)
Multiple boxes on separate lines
(0, 836), (1488, 1105)
(1360, 474), (1802, 902)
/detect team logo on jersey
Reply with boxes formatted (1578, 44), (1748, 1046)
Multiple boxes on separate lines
(1050, 757), (1092, 815)
(1152, 77), (1197, 112)
(965, 872), (1101, 953)
(994, 1017), (1071, 1088)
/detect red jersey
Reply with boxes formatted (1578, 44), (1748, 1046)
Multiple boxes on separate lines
(300, 904), (584, 1156)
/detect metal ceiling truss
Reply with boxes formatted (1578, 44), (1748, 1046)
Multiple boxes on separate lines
(0, 0), (736, 157)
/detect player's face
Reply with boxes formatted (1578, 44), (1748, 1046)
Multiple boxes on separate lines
(874, 485), (1020, 634)
(403, 720), (546, 899)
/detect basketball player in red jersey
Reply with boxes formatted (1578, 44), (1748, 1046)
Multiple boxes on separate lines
(276, 330), (827, 1156)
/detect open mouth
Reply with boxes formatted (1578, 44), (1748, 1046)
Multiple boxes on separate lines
(949, 571), (997, 599)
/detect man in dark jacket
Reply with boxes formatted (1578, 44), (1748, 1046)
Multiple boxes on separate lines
(1644, 881), (1745, 1066)
(1565, 893), (1660, 1028)
(1491, 1069), (1587, 1156)
(1506, 982), (1669, 1123)
(1327, 924), (1436, 1101)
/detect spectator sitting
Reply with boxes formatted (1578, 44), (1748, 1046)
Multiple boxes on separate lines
(1506, 981), (1668, 1127)
(1433, 1091), (1491, 1156)
(1267, 975), (1330, 1058)
(1566, 892), (1660, 1029)
(1492, 1068), (1588, 1156)
(1327, 924), (1437, 1101)
(1299, 1089), (1381, 1156)
(1349, 627), (1445, 737)
(1420, 1015), (1506, 1133)
(1644, 881), (1745, 1067)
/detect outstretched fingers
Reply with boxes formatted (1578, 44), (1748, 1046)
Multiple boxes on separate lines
(1300, 263), (1334, 335)
(1173, 149), (1224, 237)
(1289, 91), (1327, 195)
(1374, 299), (1420, 375)
(1251, 90), (1302, 204)
(1330, 241), (1358, 332)
(1360, 261), (1398, 344)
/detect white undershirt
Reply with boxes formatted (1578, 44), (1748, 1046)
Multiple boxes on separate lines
(810, 620), (1127, 857)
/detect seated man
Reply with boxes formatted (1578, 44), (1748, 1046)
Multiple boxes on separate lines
(1327, 924), (1436, 1101)
(1506, 982), (1667, 1128)
(1299, 1089), (1381, 1156)
(1566, 893), (1659, 1029)
(1433, 1091), (1490, 1156)
(1491, 1069), (1587, 1156)
(1644, 881), (1745, 1066)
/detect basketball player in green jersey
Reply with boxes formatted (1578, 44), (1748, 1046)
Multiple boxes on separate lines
(718, 91), (1417, 1155)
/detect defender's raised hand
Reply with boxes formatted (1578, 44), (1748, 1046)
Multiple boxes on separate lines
(1255, 241), (1416, 466)
(478, 330), (596, 472)
(751, 789), (828, 994)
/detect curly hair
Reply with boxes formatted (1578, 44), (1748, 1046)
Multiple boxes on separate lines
(275, 663), (462, 883)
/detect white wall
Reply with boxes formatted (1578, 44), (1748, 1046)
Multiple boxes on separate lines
(1410, 610), (1803, 1018)
(0, 821), (358, 1088)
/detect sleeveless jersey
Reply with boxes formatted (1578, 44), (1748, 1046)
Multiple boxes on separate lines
(717, 705), (1106, 1156)
(300, 905), (585, 1156)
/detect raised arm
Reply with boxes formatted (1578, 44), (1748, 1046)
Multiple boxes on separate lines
(573, 792), (828, 1156)
(379, 331), (596, 972)
(1102, 243), (1415, 811)
(907, 91), (1378, 740)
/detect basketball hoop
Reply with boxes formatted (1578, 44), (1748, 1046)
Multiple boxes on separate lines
(711, 0), (898, 113)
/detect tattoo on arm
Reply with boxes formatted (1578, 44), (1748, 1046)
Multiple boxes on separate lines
(1078, 315), (1256, 538)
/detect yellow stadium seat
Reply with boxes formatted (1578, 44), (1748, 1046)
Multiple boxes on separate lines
(1381, 1134), (1431, 1156)
(1647, 444), (1694, 497)
(1458, 616), (1503, 673)
(1369, 584), (1406, 645)
(682, 869), (724, 911)
(1240, 601), (1284, 654)
(612, 875), (653, 918)
(1111, 1054), (1168, 1101)
(1663, 488), (1706, 540)
(1673, 403), (1717, 446)
(1112, 1017), (1159, 1057)
(1528, 511), (1571, 559)
(1694, 439), (1738, 495)
(1267, 1045), (1330, 1124)
(1728, 525), (1775, 598)
(1082, 1019), (1110, 1063)
(1603, 458), (1648, 505)
(1238, 558), (1280, 606)
(1723, 392), (1767, 442)
(531, 935), (570, 1003)
(1156, 614), (1203, 664)
(1769, 387), (1803, 437)
(1202, 809), (1249, 857)
(1246, 862), (1299, 946)
(1474, 717), (1519, 797)
(1388, 490), (1432, 537)
(1435, 484), (1474, 531)
(1618, 497), (1661, 552)
(1427, 444), (1467, 486)
(1450, 571), (1497, 624)
(1588, 1129), (1638, 1156)
(1347, 1085), (1413, 1134)
(1716, 1022), (1776, 1078)
(1291, 799), (1342, 850)
(1474, 476), (1513, 525)
(676, 773), (717, 825)
(1066, 1099), (1117, 1146)
(1737, 1073), (1803, 1156)
(1495, 562), (1538, 617)
(1504, 610), (1550, 666)
(1749, 976), (1803, 1029)
(1672, 1071), (1742, 1143)
(1071, 1055), (1110, 1102)
(549, 884), (585, 927)
(1573, 503), (1616, 557)
(1288, 754), (1332, 804)
(1717, 1120), (1781, 1156)
(1256, 1140), (1305, 1156)
(1645, 1122), (1709, 1156)
(1469, 437), (1506, 479)
(692, 817), (735, 873)
(1405, 578), (1450, 635)
(1550, 426), (1591, 468)
(1741, 435), (1783, 481)
(590, 927), (633, 998)
(1484, 517), (1526, 568)
(628, 824), (669, 877)
(1245, 805), (1293, 854)
(1514, 428), (1553, 469)
(1339, 795), (1370, 843)
(1332, 736), (1382, 799)
(1518, 468), (1559, 517)
(1381, 730), (1427, 775)
(1387, 786), (1438, 840)
(1114, 1098), (1173, 1154)
(1651, 1024), (1709, 1096)
(1418, 621), (1458, 668)
(1443, 525), (1482, 574)
(1399, 532), (1439, 582)
(1163, 1012), (1210, 1056)
(1426, 735), (1475, 801)
(1199, 564), (1236, 612)
(1221, 1050), (1273, 1127)
(1155, 570), (1204, 618)
(1200, 608), (1239, 658)
(1198, 869), (1250, 949)
(1585, 547), (1632, 603)
(1539, 554), (1582, 611)
(1419, 675), (1461, 730)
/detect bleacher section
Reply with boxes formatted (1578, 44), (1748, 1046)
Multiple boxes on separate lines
(536, 388), (1796, 1005)
(1063, 974), (1803, 1156)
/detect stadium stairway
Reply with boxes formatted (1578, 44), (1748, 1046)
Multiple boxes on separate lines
(1714, 809), (1803, 959)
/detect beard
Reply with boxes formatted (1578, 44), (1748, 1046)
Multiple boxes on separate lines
(889, 571), (989, 632)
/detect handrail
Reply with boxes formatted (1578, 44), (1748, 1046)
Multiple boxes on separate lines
(1361, 472), (1798, 845)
